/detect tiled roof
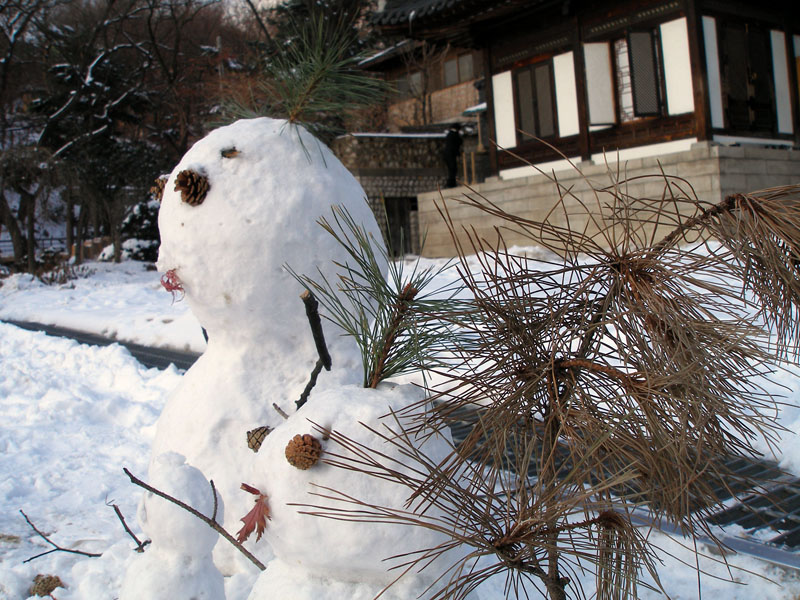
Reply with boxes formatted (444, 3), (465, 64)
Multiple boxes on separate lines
(374, 0), (508, 27)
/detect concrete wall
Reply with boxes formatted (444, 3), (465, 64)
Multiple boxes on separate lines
(416, 142), (800, 257)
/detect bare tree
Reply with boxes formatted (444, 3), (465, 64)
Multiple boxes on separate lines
(397, 40), (449, 127)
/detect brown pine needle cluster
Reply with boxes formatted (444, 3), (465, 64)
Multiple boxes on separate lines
(295, 157), (800, 600)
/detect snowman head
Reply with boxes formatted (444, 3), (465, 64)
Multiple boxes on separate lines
(139, 452), (222, 553)
(156, 117), (386, 349)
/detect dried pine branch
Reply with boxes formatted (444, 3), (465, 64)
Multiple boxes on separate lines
(289, 147), (796, 599)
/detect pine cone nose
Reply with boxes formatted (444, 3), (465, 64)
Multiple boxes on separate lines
(174, 169), (210, 206)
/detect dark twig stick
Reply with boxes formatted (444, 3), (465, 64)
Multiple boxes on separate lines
(108, 502), (149, 552)
(301, 290), (332, 370)
(273, 402), (289, 420)
(296, 358), (324, 410)
(123, 468), (266, 571)
(20, 510), (102, 563)
(210, 480), (219, 522)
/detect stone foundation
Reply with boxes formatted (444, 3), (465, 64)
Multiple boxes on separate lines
(416, 142), (800, 257)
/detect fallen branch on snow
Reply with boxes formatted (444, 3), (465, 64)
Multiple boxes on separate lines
(20, 510), (102, 563)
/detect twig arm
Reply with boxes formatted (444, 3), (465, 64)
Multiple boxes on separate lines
(296, 358), (324, 410)
(301, 290), (332, 370)
(109, 503), (149, 552)
(123, 468), (266, 571)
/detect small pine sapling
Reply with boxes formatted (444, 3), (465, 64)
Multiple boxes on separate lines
(287, 204), (467, 388)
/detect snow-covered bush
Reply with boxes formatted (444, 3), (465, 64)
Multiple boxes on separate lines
(38, 262), (94, 286)
(118, 199), (161, 262)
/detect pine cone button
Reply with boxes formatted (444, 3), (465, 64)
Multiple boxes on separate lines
(174, 169), (210, 206)
(29, 574), (64, 597)
(285, 434), (322, 470)
(247, 426), (272, 452)
(150, 174), (168, 202)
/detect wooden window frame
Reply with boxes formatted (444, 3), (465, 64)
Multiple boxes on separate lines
(715, 17), (778, 135)
(444, 52), (476, 88)
(512, 58), (560, 144)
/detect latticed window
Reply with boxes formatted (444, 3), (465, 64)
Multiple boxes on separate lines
(444, 53), (475, 87)
(613, 39), (635, 122)
(718, 21), (775, 132)
(627, 30), (662, 116)
(585, 28), (665, 126)
(514, 60), (558, 140)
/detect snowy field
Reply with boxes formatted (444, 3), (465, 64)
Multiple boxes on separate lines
(2, 258), (800, 599)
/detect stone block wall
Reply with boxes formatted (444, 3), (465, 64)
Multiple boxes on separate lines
(332, 133), (451, 255)
(416, 142), (800, 258)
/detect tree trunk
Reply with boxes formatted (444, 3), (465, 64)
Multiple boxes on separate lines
(75, 202), (87, 265)
(65, 192), (74, 258)
(0, 190), (26, 261)
(25, 191), (35, 273)
(113, 226), (122, 263)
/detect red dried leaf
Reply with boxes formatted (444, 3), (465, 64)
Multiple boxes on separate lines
(237, 484), (270, 543)
(240, 483), (261, 496)
(160, 269), (184, 302)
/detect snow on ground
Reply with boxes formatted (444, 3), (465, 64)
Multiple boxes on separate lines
(1, 259), (800, 599)
(0, 261), (206, 353)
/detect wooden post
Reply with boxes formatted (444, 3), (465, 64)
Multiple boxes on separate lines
(483, 45), (499, 176)
(573, 15), (592, 162)
(684, 0), (712, 142)
(470, 151), (476, 184)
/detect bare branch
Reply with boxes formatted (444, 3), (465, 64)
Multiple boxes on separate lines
(123, 468), (266, 571)
(20, 509), (102, 563)
(301, 290), (332, 370)
(108, 502), (149, 553)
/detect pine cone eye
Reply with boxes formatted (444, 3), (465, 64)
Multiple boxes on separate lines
(174, 169), (210, 206)
(285, 434), (322, 470)
(247, 426), (272, 453)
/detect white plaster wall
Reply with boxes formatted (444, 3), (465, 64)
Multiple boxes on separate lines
(702, 16), (724, 129)
(500, 157), (583, 180)
(553, 52), (580, 137)
(590, 138), (698, 164)
(660, 17), (695, 115)
(492, 71), (517, 149)
(771, 30), (794, 134)
(583, 42), (616, 125)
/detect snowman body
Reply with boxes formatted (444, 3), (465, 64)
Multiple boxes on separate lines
(151, 117), (386, 571)
(120, 453), (225, 600)
(245, 383), (461, 598)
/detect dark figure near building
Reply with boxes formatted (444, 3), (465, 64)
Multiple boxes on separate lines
(443, 124), (462, 188)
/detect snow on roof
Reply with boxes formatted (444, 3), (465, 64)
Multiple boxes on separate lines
(462, 102), (487, 115)
(349, 132), (447, 138)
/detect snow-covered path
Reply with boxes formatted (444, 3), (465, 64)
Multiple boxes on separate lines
(1, 260), (800, 599)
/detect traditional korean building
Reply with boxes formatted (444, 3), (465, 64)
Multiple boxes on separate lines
(374, 0), (800, 257)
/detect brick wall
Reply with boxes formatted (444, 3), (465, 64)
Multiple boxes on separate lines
(416, 142), (800, 257)
(386, 80), (480, 130)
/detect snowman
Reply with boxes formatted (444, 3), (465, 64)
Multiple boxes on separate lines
(245, 383), (462, 599)
(150, 117), (387, 572)
(120, 452), (225, 599)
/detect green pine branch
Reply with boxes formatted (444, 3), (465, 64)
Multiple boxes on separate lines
(287, 205), (468, 388)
